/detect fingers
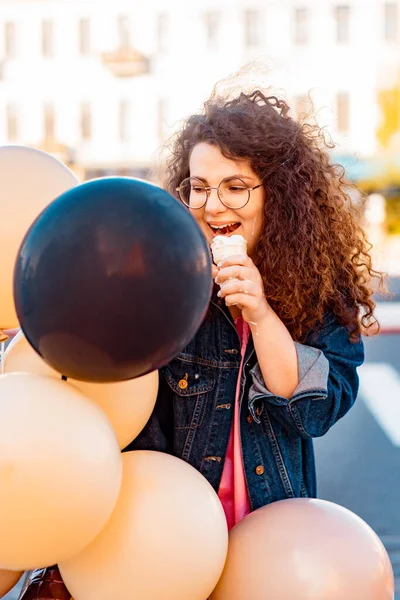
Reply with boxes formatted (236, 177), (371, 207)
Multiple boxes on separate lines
(214, 255), (264, 315)
(224, 293), (256, 309)
(215, 255), (259, 286)
(216, 266), (255, 284)
(216, 254), (251, 269)
(212, 264), (219, 279)
(217, 278), (257, 298)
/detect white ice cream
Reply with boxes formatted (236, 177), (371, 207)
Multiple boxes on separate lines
(210, 234), (247, 265)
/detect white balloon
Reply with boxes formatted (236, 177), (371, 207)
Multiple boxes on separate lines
(4, 331), (158, 448)
(212, 499), (394, 600)
(0, 145), (78, 330)
(60, 451), (228, 600)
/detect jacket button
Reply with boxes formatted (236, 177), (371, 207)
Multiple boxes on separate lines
(178, 379), (188, 390)
(255, 465), (265, 476)
(247, 415), (253, 424)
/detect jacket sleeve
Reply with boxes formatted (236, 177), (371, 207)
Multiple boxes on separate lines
(248, 311), (365, 438)
(122, 367), (174, 453)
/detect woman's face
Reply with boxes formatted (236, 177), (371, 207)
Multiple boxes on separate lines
(188, 143), (265, 258)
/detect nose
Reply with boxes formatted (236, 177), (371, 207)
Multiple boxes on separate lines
(204, 187), (226, 215)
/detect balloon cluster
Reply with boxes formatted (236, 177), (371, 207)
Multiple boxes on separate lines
(0, 146), (395, 600)
(0, 146), (228, 600)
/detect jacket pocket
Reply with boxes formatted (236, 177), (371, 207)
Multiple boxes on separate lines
(164, 357), (216, 430)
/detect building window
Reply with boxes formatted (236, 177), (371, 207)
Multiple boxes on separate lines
(337, 92), (349, 133)
(157, 98), (169, 142)
(5, 22), (16, 58)
(384, 3), (398, 42)
(294, 8), (309, 44)
(80, 103), (92, 140)
(6, 104), (18, 141)
(44, 104), (55, 140)
(118, 15), (130, 50)
(335, 6), (350, 43)
(119, 100), (131, 142)
(204, 11), (221, 51)
(294, 94), (313, 120)
(244, 9), (263, 49)
(79, 18), (91, 55)
(157, 13), (168, 53)
(42, 20), (54, 57)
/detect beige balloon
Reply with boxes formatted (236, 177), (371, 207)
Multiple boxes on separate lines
(0, 145), (78, 331)
(60, 451), (228, 600)
(211, 498), (394, 600)
(0, 570), (23, 599)
(4, 332), (158, 449)
(0, 372), (122, 571)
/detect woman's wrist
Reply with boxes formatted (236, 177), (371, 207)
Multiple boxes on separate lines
(247, 298), (273, 328)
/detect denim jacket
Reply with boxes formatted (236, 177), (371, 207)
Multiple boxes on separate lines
(125, 293), (364, 511)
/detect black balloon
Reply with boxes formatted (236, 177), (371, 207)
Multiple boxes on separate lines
(14, 177), (212, 382)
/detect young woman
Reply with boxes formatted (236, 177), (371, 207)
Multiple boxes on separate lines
(126, 88), (384, 530)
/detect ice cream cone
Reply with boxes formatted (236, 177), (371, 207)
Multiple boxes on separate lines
(210, 235), (247, 265)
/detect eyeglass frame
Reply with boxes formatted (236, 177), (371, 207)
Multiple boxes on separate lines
(176, 176), (264, 210)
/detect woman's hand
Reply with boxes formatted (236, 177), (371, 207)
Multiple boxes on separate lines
(214, 255), (271, 324)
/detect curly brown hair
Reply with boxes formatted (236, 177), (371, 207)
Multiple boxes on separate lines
(164, 89), (387, 342)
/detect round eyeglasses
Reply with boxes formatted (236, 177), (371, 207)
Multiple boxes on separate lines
(176, 176), (263, 210)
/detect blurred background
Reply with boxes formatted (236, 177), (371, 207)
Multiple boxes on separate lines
(1, 0), (400, 597)
(1, 0), (400, 269)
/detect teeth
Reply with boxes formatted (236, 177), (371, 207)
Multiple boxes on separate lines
(211, 223), (238, 229)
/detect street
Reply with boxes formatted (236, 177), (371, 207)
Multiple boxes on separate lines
(315, 276), (400, 597)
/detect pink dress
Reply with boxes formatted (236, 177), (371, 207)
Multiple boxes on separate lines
(218, 316), (251, 530)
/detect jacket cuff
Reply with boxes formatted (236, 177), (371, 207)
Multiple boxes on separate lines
(248, 343), (329, 421)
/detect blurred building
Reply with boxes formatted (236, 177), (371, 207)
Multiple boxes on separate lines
(0, 0), (399, 180)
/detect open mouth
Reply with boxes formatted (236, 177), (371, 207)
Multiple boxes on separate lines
(208, 222), (240, 236)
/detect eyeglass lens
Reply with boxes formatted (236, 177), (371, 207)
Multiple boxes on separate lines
(179, 177), (250, 209)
